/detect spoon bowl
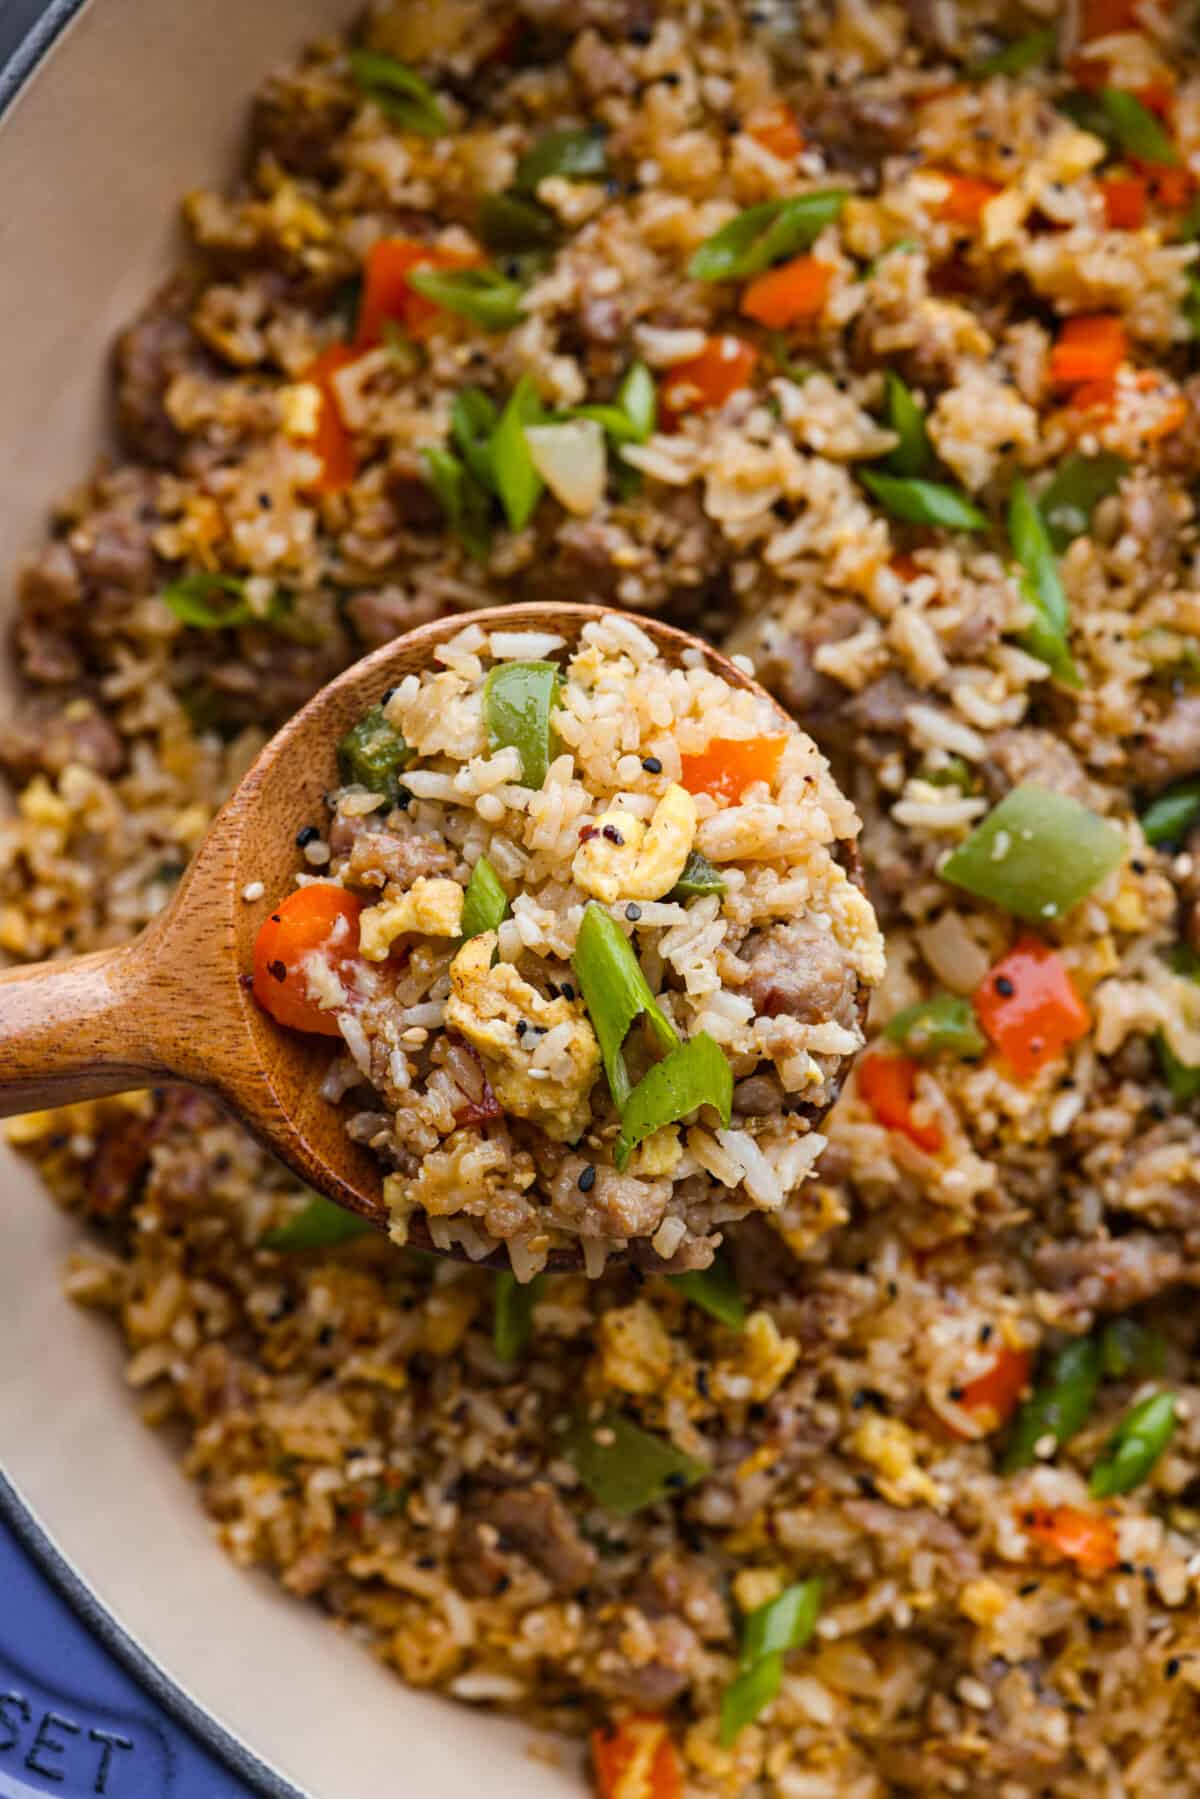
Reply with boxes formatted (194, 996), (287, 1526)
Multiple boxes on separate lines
(0, 602), (866, 1268)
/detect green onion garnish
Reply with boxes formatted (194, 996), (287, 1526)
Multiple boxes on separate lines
(563, 1409), (707, 1514)
(262, 1193), (375, 1251)
(966, 28), (1055, 79)
(1038, 452), (1127, 552)
(162, 572), (253, 629)
(720, 1655), (783, 1746)
(493, 1270), (543, 1361)
(347, 50), (449, 137)
(670, 1251), (744, 1328)
(689, 192), (848, 282)
(573, 903), (679, 1111)
(941, 784), (1126, 922)
(881, 371), (932, 478)
(1141, 777), (1200, 847)
(483, 659), (561, 789)
(513, 126), (608, 195)
(1100, 1318), (1166, 1379)
(614, 1033), (732, 1172)
(1003, 1336), (1102, 1471)
(490, 373), (545, 530)
(336, 704), (411, 803)
(1089, 1390), (1177, 1497)
(407, 265), (525, 330)
(1100, 87), (1180, 168)
(1008, 476), (1080, 686)
(668, 849), (727, 899)
(884, 993), (985, 1060)
(1157, 1031), (1200, 1102)
(739, 1576), (823, 1668)
(859, 469), (986, 531)
(451, 386), (500, 490)
(575, 361), (658, 446)
(477, 190), (559, 252)
(421, 446), (494, 560)
(460, 855), (510, 942)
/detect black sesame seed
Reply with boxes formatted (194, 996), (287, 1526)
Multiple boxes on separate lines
(695, 1367), (710, 1397)
(625, 903), (642, 921)
(664, 1470), (687, 1488)
(560, 982), (575, 1001)
(578, 1164), (597, 1192)
(267, 960), (288, 984)
(394, 788), (412, 811)
(642, 756), (663, 773)
(1131, 858), (1146, 874)
(1086, 1614), (1106, 1633)
(516, 1020), (528, 1037)
(1167, 1657), (1181, 1678)
(381, 687), (397, 705)
(948, 1385), (964, 1401)
(257, 492), (272, 510)
(603, 825), (625, 845)
(296, 825), (320, 847)
(628, 19), (652, 41)
(995, 975), (1015, 997)
(1018, 1581), (1040, 1596)
(979, 1322), (994, 1343)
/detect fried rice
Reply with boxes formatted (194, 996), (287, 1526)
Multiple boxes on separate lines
(5, 0), (1200, 1792)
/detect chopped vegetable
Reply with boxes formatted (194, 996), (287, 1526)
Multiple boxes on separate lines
(670, 1251), (744, 1328)
(741, 255), (832, 327)
(577, 361), (658, 446)
(299, 345), (358, 493)
(660, 336), (758, 423)
(942, 785), (1125, 922)
(1023, 1505), (1118, 1576)
(1101, 175), (1148, 229)
(884, 993), (986, 1059)
(1158, 1031), (1200, 1102)
(1004, 1337), (1102, 1470)
(1008, 475), (1080, 685)
(422, 446), (494, 560)
(252, 885), (363, 1036)
(679, 733), (786, 803)
(525, 418), (607, 514)
(491, 374), (545, 530)
(1039, 452), (1127, 551)
(967, 29), (1056, 79)
(1141, 777), (1200, 846)
(1050, 314), (1127, 388)
(407, 263), (525, 330)
(859, 470), (986, 530)
(573, 903), (679, 1111)
(720, 1655), (782, 1747)
(356, 239), (441, 345)
(1100, 87), (1179, 167)
(347, 50), (449, 136)
(1090, 1391), (1177, 1496)
(483, 659), (561, 789)
(881, 371), (933, 478)
(513, 126), (607, 195)
(477, 191), (559, 252)
(740, 1577), (823, 1669)
(1101, 1318), (1166, 1379)
(337, 705), (411, 803)
(974, 935), (1091, 1081)
(614, 1032), (733, 1171)
(162, 572), (253, 630)
(668, 849), (727, 900)
(563, 1409), (707, 1514)
(688, 192), (847, 282)
(592, 1717), (683, 1799)
(959, 1345), (1031, 1427)
(493, 1270), (543, 1361)
(460, 855), (510, 942)
(858, 1052), (943, 1154)
(746, 103), (805, 161)
(935, 173), (1003, 226)
(450, 386), (500, 490)
(262, 1191), (375, 1251)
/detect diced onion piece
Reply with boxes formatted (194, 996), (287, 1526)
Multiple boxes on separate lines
(524, 419), (607, 515)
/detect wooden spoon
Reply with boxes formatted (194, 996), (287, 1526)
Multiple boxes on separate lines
(0, 602), (866, 1267)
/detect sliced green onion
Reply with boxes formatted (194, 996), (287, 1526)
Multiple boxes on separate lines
(884, 993), (986, 1059)
(1008, 476), (1080, 686)
(380, 318), (422, 375)
(670, 1251), (744, 1329)
(1141, 778), (1200, 847)
(1039, 452), (1127, 552)
(461, 855), (510, 942)
(1100, 87), (1179, 167)
(859, 469), (986, 531)
(573, 903), (679, 1111)
(513, 126), (607, 195)
(483, 659), (561, 789)
(614, 1033), (732, 1172)
(262, 1193), (375, 1251)
(1157, 1031), (1200, 1102)
(491, 374), (545, 531)
(941, 784), (1126, 923)
(720, 1654), (782, 1747)
(421, 446), (494, 560)
(1089, 1390), (1177, 1497)
(563, 1409), (707, 1514)
(1101, 1318), (1166, 1379)
(450, 386), (500, 491)
(924, 756), (972, 790)
(967, 29), (1055, 79)
(493, 1270), (543, 1361)
(347, 50), (449, 137)
(689, 191), (848, 282)
(881, 371), (932, 478)
(162, 572), (253, 629)
(1003, 1336), (1102, 1471)
(768, 331), (814, 382)
(740, 1576), (823, 1668)
(337, 704), (411, 803)
(617, 360), (657, 439)
(668, 849), (727, 899)
(407, 265), (525, 330)
(477, 190), (559, 251)
(860, 238), (920, 280)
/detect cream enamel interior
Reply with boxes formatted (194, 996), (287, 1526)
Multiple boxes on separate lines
(0, 4), (576, 1792)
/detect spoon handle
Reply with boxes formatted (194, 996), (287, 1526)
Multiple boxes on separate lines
(0, 939), (174, 1116)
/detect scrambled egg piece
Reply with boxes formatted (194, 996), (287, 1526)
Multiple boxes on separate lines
(850, 1415), (945, 1511)
(573, 782), (697, 904)
(443, 932), (601, 1141)
(714, 1311), (799, 1403)
(359, 877), (464, 961)
(627, 1126), (682, 1179)
(598, 1301), (676, 1396)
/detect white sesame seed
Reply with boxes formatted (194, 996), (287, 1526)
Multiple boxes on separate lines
(241, 881), (265, 902)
